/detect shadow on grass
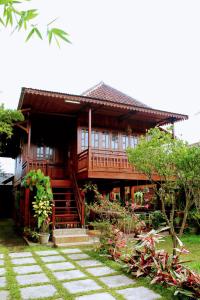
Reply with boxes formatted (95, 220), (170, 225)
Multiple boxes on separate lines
(0, 218), (26, 249)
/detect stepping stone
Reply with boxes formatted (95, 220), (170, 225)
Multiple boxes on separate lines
(35, 250), (58, 256)
(61, 248), (82, 254)
(0, 260), (4, 266)
(14, 265), (42, 275)
(53, 269), (86, 281)
(46, 262), (75, 271)
(0, 277), (6, 288)
(99, 275), (135, 288)
(16, 273), (49, 286)
(11, 257), (36, 265)
(9, 252), (32, 258)
(0, 268), (6, 276)
(117, 287), (161, 300)
(76, 259), (103, 268)
(20, 284), (57, 299)
(0, 254), (4, 259)
(86, 266), (116, 276)
(40, 255), (65, 263)
(0, 290), (9, 300)
(63, 278), (101, 293)
(68, 253), (90, 260)
(75, 293), (116, 300)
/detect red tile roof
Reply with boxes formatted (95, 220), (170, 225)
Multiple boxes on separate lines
(82, 82), (149, 108)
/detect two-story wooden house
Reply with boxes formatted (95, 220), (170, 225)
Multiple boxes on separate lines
(9, 82), (188, 229)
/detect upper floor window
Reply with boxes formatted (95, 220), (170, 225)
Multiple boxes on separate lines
(122, 135), (129, 150)
(111, 133), (119, 150)
(92, 130), (99, 148)
(102, 131), (109, 149)
(81, 129), (88, 151)
(130, 135), (138, 148)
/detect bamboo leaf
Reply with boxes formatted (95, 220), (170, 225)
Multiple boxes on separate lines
(34, 27), (42, 40)
(25, 27), (34, 41)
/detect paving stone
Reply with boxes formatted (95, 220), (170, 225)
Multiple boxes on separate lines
(86, 266), (116, 276)
(11, 257), (36, 265)
(40, 255), (65, 263)
(76, 259), (103, 268)
(35, 250), (59, 256)
(0, 268), (6, 276)
(99, 275), (135, 288)
(75, 293), (116, 300)
(20, 284), (57, 299)
(46, 261), (75, 271)
(0, 260), (4, 266)
(16, 273), (49, 286)
(0, 254), (4, 259)
(63, 278), (101, 293)
(0, 290), (9, 300)
(0, 277), (6, 287)
(61, 248), (82, 254)
(9, 252), (32, 258)
(53, 269), (86, 281)
(14, 265), (42, 275)
(67, 253), (90, 260)
(117, 287), (161, 300)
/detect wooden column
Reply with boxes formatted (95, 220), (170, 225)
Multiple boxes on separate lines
(88, 107), (92, 170)
(131, 186), (135, 203)
(27, 118), (31, 163)
(172, 121), (175, 139)
(24, 188), (30, 227)
(120, 186), (125, 205)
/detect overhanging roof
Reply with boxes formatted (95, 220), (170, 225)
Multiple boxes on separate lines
(18, 85), (188, 125)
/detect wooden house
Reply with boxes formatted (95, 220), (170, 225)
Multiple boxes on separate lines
(8, 82), (188, 230)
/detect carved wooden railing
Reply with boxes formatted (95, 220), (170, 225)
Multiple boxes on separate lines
(77, 149), (138, 173)
(70, 162), (85, 227)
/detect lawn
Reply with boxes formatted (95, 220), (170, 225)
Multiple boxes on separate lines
(157, 234), (200, 273)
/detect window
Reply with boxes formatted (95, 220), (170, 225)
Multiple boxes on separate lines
(111, 133), (119, 150)
(122, 135), (129, 150)
(130, 135), (138, 148)
(37, 146), (53, 160)
(102, 131), (109, 149)
(81, 129), (88, 151)
(92, 130), (99, 148)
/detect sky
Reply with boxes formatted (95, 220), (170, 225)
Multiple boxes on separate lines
(1, 0), (200, 172)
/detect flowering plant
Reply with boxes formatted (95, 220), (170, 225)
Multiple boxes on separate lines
(22, 169), (53, 233)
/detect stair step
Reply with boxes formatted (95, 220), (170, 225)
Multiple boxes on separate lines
(56, 239), (99, 247)
(51, 179), (72, 188)
(53, 234), (89, 244)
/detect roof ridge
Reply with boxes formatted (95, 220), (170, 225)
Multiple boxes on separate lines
(82, 81), (104, 96)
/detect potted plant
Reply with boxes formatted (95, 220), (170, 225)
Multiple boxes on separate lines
(22, 169), (53, 244)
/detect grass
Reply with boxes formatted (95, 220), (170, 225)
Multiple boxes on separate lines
(157, 234), (200, 273)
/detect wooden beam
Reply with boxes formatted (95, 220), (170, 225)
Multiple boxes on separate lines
(15, 123), (29, 133)
(27, 119), (31, 160)
(118, 111), (137, 121)
(88, 107), (92, 170)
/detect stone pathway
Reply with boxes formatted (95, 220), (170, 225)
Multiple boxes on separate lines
(0, 248), (161, 300)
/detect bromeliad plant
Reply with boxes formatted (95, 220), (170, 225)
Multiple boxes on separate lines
(22, 169), (53, 233)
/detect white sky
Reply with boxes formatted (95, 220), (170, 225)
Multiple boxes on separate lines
(1, 0), (200, 172)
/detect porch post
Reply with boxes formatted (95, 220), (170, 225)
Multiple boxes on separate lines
(27, 117), (31, 166)
(171, 121), (175, 139)
(120, 185), (125, 205)
(131, 186), (135, 204)
(88, 107), (92, 170)
(24, 188), (30, 227)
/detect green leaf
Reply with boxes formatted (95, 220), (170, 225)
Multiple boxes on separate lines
(34, 27), (42, 40)
(0, 17), (4, 26)
(25, 27), (34, 41)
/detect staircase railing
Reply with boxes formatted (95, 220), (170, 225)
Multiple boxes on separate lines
(70, 162), (85, 227)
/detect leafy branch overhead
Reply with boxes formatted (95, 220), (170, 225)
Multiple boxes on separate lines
(0, 0), (70, 46)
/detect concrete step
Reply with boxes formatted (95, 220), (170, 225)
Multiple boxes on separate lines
(53, 228), (87, 236)
(56, 237), (99, 247)
(53, 234), (89, 245)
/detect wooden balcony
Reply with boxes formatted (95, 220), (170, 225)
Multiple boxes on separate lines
(77, 148), (158, 180)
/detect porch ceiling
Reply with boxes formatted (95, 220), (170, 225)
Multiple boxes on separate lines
(18, 88), (188, 125)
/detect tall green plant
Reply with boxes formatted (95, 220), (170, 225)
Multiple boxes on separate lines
(127, 127), (200, 251)
(22, 169), (53, 232)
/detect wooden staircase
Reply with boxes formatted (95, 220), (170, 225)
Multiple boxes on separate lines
(51, 179), (81, 229)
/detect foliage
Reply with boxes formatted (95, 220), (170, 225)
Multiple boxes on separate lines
(149, 210), (166, 229)
(127, 127), (200, 252)
(0, 103), (24, 138)
(0, 0), (70, 46)
(22, 169), (53, 232)
(23, 227), (39, 242)
(122, 229), (200, 299)
(81, 181), (103, 205)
